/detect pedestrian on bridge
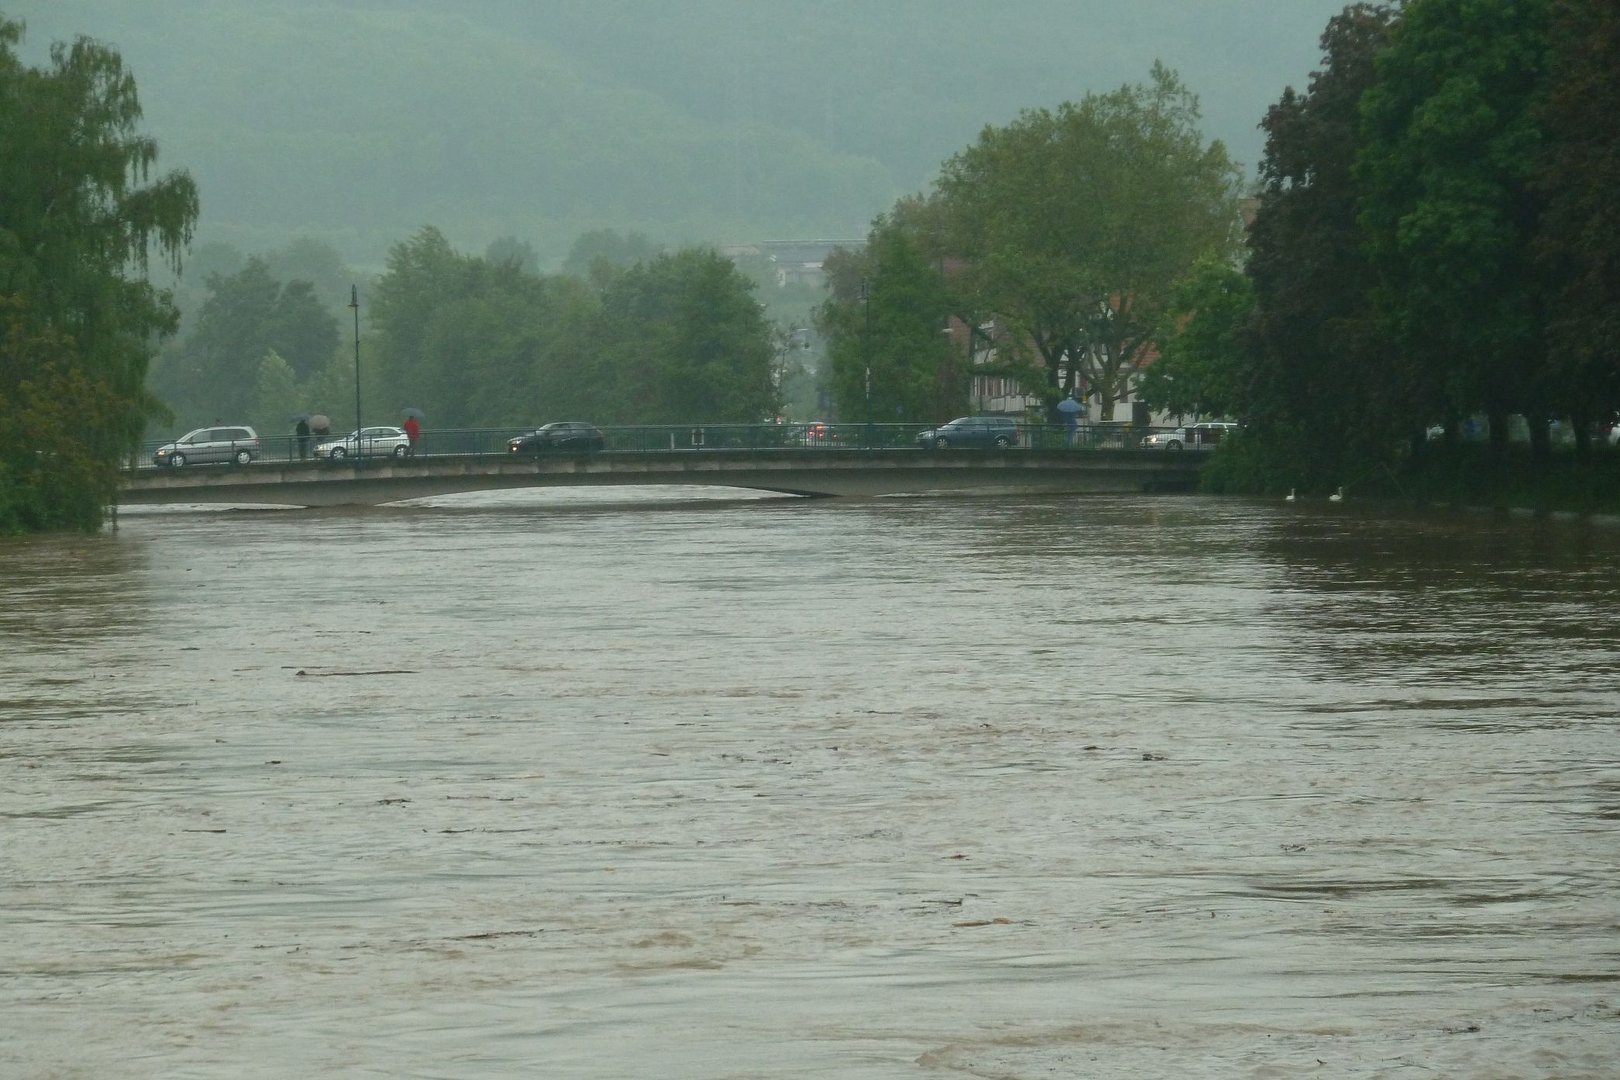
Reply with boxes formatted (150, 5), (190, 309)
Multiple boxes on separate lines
(1057, 394), (1084, 447)
(403, 413), (422, 457)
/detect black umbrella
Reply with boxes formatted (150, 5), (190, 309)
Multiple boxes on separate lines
(289, 412), (311, 423)
(401, 407), (426, 420)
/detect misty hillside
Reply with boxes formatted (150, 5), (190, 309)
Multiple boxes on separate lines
(11, 0), (1347, 270)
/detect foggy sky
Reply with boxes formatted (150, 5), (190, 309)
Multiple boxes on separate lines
(11, 1), (1353, 268)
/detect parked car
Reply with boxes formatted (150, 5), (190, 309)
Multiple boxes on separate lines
(916, 415), (1019, 449)
(152, 425), (260, 467)
(314, 426), (411, 460)
(1140, 422), (1239, 451)
(508, 422), (606, 454)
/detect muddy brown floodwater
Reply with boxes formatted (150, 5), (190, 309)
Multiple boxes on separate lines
(3, 489), (1618, 1079)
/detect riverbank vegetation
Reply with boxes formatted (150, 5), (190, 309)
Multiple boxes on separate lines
(825, 0), (1617, 514)
(0, 17), (198, 533)
(1152, 0), (1619, 508)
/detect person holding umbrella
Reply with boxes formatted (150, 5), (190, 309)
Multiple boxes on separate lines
(1056, 393), (1084, 446)
(292, 414), (312, 459)
(402, 408), (423, 456)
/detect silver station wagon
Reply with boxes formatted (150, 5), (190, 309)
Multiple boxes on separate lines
(152, 425), (260, 467)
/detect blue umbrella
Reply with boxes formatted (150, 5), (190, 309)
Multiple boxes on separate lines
(1056, 397), (1083, 415)
(401, 407), (426, 420)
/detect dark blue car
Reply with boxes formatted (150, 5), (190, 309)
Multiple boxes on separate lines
(915, 416), (1019, 449)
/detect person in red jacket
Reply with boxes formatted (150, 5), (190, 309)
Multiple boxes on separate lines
(403, 414), (421, 456)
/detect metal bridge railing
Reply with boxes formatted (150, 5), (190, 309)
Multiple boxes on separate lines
(132, 421), (1191, 468)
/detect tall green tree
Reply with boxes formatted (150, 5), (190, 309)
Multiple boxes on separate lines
(369, 227), (480, 425)
(1537, 0), (1620, 440)
(0, 17), (198, 531)
(370, 229), (602, 428)
(506, 274), (602, 425)
(1239, 4), (1402, 492)
(818, 215), (961, 426)
(150, 257), (338, 425)
(0, 298), (126, 531)
(252, 350), (300, 435)
(1139, 254), (1254, 422)
(1356, 0), (1553, 455)
(591, 248), (777, 424)
(932, 64), (1244, 419)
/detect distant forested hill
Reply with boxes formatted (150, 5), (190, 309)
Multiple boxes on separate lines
(9, 0), (1346, 269)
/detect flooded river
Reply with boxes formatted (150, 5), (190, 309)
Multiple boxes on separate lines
(3, 490), (1618, 1078)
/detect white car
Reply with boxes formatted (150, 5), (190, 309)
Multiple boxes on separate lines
(314, 426), (411, 460)
(1140, 422), (1238, 451)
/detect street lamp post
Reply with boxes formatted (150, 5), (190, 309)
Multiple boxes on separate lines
(349, 285), (361, 449)
(858, 279), (872, 448)
(953, 321), (974, 415)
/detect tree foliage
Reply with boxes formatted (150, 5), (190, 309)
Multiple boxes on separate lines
(931, 64), (1245, 419)
(1140, 255), (1254, 421)
(1196, 0), (1617, 498)
(590, 249), (777, 425)
(1537, 0), (1620, 431)
(1356, 0), (1553, 454)
(361, 229), (775, 428)
(817, 216), (960, 426)
(150, 257), (339, 425)
(1236, 3), (1402, 492)
(0, 17), (198, 532)
(0, 297), (126, 532)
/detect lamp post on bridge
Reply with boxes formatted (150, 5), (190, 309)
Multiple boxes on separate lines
(858, 278), (872, 448)
(348, 285), (361, 449)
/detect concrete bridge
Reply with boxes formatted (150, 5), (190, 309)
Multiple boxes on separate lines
(117, 448), (1204, 507)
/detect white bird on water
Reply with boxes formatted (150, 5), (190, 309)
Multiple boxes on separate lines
(1329, 486), (1344, 502)
(1285, 488), (1296, 502)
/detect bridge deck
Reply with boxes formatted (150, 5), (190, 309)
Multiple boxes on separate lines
(118, 448), (1204, 507)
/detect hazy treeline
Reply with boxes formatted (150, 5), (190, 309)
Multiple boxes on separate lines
(149, 226), (784, 441)
(146, 225), (833, 441)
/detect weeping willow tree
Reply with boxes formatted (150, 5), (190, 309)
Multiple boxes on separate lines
(0, 17), (199, 532)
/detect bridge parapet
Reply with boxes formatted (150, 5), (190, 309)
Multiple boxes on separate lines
(119, 447), (1204, 507)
